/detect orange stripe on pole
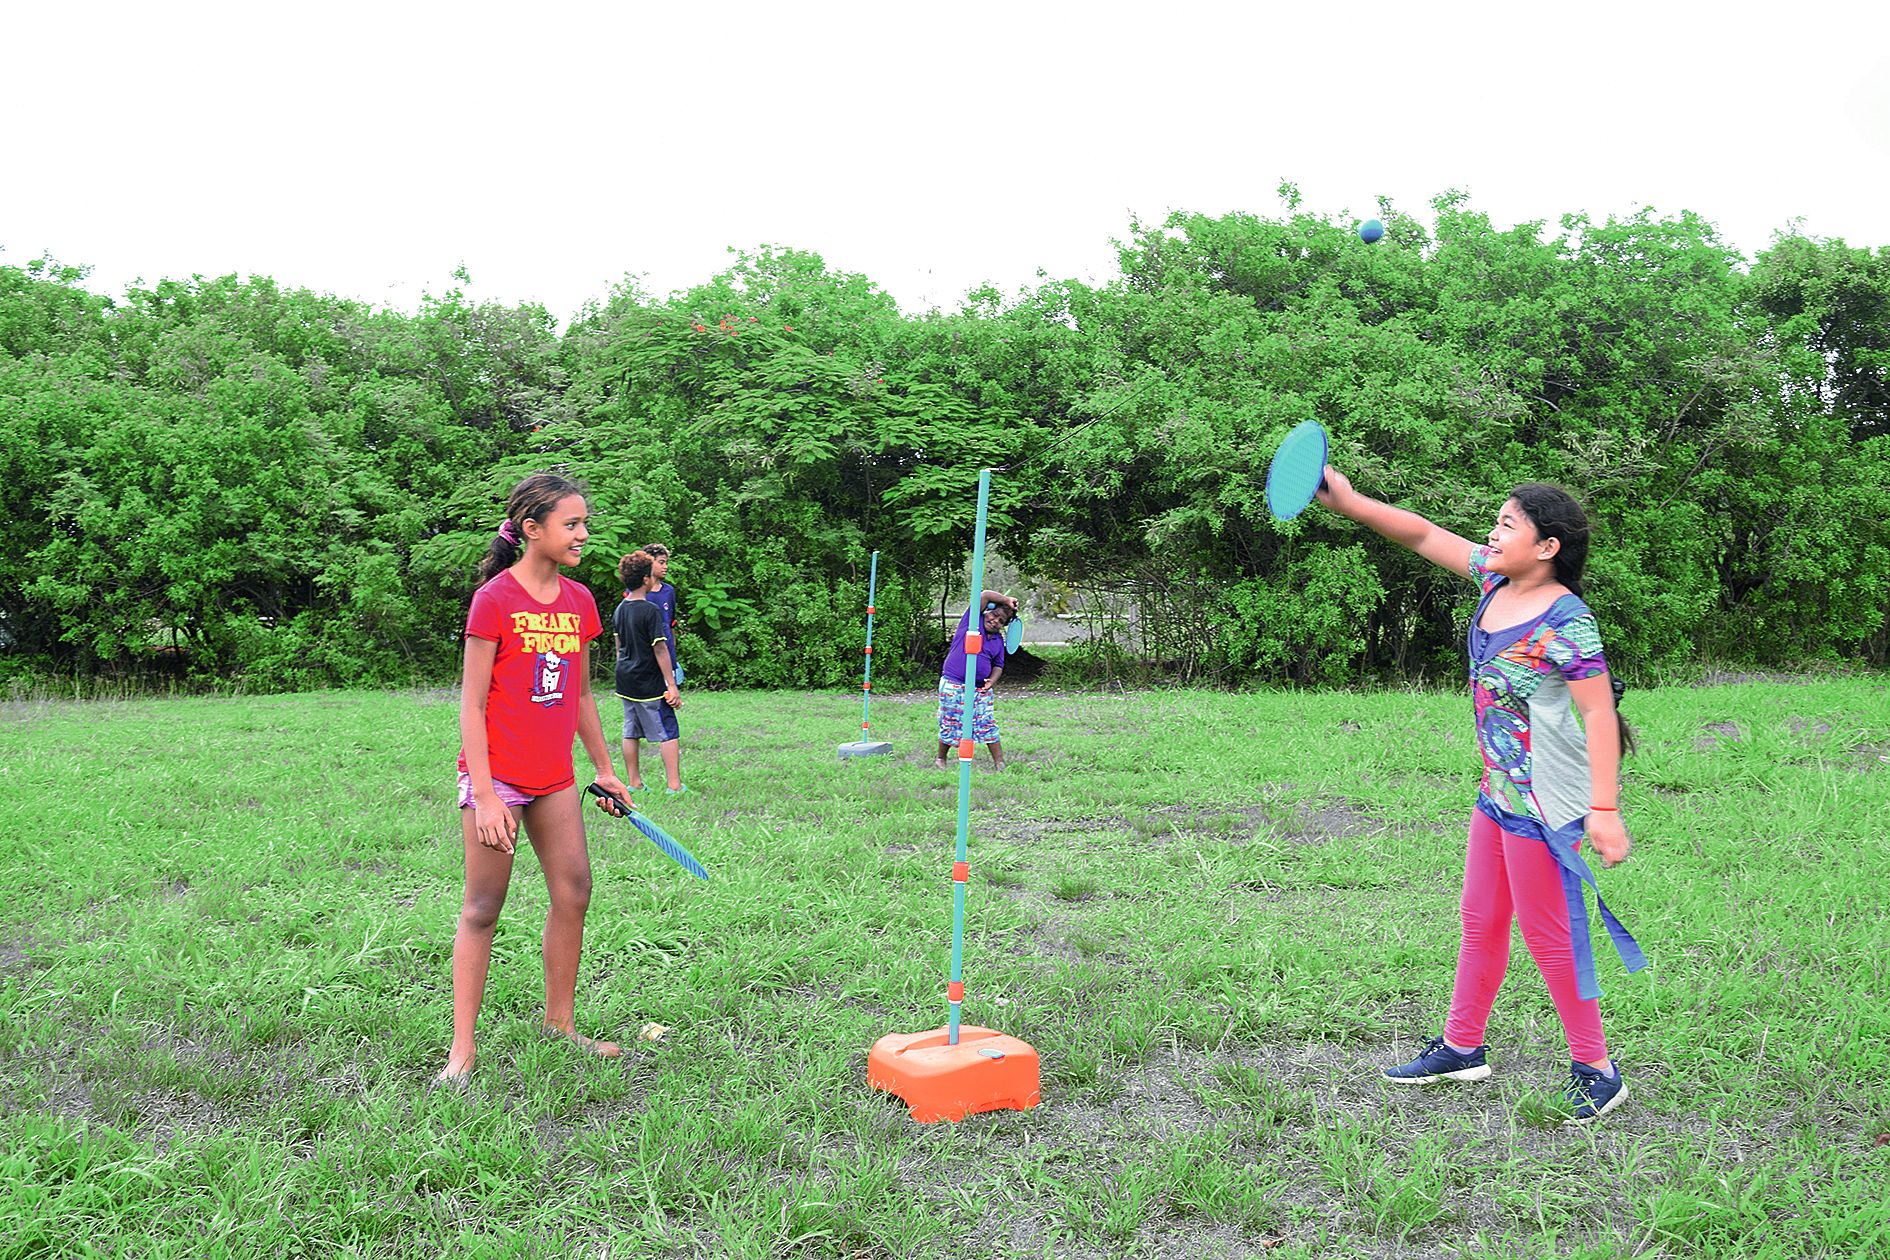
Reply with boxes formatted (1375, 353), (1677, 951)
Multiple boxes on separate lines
(866, 605), (875, 614)
(952, 861), (969, 883)
(958, 738), (975, 760)
(863, 645), (872, 654)
(947, 981), (964, 1002)
(965, 632), (983, 653)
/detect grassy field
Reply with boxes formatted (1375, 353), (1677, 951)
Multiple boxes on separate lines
(2, 677), (1887, 1258)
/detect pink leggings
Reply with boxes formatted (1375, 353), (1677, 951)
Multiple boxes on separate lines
(1445, 810), (1607, 1063)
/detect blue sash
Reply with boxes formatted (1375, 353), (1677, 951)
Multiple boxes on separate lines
(1541, 818), (1648, 1000)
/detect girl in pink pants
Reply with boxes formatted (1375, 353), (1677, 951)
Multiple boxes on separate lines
(1318, 473), (1646, 1124)
(1448, 811), (1609, 1064)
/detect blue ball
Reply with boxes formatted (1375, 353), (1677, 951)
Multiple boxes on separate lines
(1359, 219), (1385, 243)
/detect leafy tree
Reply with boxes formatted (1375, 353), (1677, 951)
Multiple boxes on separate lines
(4, 196), (1887, 689)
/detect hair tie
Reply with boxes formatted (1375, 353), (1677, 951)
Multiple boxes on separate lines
(497, 519), (520, 545)
(1611, 676), (1627, 705)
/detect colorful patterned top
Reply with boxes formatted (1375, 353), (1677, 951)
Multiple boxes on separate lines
(1467, 546), (1609, 841)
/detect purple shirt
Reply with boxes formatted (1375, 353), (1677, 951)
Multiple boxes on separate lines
(941, 607), (1007, 685)
(647, 582), (677, 635)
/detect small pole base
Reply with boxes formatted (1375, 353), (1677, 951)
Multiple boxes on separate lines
(867, 1026), (1041, 1123)
(837, 740), (894, 758)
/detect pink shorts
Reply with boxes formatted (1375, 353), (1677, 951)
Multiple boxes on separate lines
(456, 772), (539, 810)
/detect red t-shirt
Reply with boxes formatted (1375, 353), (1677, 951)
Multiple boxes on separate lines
(455, 570), (603, 795)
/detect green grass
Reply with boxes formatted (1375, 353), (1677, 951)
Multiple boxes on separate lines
(2, 677), (1888, 1257)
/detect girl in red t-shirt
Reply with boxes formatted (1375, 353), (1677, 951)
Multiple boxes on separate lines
(438, 472), (632, 1085)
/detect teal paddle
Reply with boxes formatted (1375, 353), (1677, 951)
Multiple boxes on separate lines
(987, 602), (1023, 654)
(1266, 420), (1329, 521)
(587, 784), (710, 881)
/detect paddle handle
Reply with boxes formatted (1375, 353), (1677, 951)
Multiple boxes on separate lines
(585, 782), (633, 816)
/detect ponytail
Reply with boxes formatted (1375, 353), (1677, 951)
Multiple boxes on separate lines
(1511, 483), (1633, 756)
(1610, 674), (1637, 757)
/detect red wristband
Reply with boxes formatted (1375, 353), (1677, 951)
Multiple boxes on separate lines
(1589, 805), (1618, 811)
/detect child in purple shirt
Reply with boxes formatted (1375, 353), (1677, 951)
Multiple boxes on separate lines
(641, 543), (681, 684)
(934, 591), (1019, 770)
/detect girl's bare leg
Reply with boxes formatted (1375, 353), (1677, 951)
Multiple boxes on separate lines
(439, 804), (521, 1080)
(523, 787), (619, 1057)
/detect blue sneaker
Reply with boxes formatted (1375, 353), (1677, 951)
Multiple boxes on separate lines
(665, 785), (687, 796)
(1563, 1061), (1627, 1124)
(1384, 1036), (1491, 1084)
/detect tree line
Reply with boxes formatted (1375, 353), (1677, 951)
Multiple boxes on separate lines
(4, 186), (1886, 693)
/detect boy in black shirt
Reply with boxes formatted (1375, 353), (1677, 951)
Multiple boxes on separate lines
(613, 550), (685, 793)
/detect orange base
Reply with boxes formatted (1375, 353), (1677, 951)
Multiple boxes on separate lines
(867, 1025), (1041, 1123)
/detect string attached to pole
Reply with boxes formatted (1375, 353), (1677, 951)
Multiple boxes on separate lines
(994, 373), (1164, 475)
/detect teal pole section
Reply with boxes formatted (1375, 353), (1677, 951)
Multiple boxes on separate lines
(949, 469), (991, 1045)
(860, 550), (879, 737)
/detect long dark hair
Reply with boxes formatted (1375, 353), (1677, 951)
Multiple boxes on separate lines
(475, 472), (585, 585)
(1510, 483), (1634, 754)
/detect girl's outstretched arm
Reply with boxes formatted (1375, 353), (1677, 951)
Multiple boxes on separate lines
(1315, 466), (1478, 580)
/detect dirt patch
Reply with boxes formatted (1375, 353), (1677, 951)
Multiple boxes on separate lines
(1694, 720), (1745, 750)
(0, 931), (37, 974)
(1690, 670), (1826, 688)
(997, 929), (1092, 970)
(0, 698), (66, 724)
(905, 795), (1409, 857)
(977, 885), (1117, 969)
(775, 982), (896, 1023)
(1281, 799), (1390, 846)
(1147, 797), (1392, 850)
(10, 1027), (286, 1154)
(1055, 1050), (1235, 1136)
(977, 814), (1124, 850)
(1146, 802), (1273, 844)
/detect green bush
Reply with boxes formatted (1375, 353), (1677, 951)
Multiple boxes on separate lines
(1210, 546), (1385, 685)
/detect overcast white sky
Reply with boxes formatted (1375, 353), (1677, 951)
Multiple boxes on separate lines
(6, 1), (1887, 325)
